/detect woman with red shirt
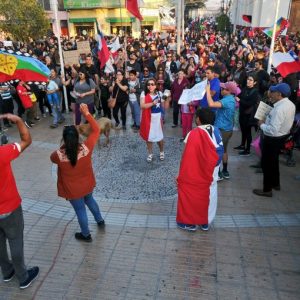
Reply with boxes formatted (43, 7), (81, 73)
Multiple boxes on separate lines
(50, 104), (104, 242)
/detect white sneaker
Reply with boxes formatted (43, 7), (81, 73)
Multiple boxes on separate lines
(147, 154), (153, 162)
(159, 152), (165, 161)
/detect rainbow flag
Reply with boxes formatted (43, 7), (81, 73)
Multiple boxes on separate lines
(0, 50), (50, 82)
(263, 17), (289, 39)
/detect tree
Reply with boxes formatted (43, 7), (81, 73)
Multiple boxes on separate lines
(0, 0), (49, 42)
(216, 14), (231, 33)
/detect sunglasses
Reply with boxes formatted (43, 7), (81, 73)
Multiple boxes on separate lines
(147, 83), (156, 86)
(167, 55), (172, 58)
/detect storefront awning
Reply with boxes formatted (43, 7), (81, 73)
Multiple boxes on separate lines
(69, 18), (96, 23)
(106, 17), (135, 23)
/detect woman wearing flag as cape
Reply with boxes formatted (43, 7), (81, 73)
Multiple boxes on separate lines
(176, 108), (224, 232)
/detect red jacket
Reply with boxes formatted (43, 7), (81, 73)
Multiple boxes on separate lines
(50, 114), (100, 199)
(17, 84), (33, 109)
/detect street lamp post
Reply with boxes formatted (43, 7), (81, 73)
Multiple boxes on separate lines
(51, 0), (69, 113)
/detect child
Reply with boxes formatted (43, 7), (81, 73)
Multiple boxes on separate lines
(180, 100), (199, 142)
(128, 70), (142, 130)
(99, 76), (111, 119)
(47, 79), (64, 128)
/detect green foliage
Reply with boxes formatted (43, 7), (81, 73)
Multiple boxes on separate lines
(0, 0), (49, 42)
(216, 14), (231, 33)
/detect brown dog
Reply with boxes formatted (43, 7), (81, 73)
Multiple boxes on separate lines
(77, 117), (112, 146)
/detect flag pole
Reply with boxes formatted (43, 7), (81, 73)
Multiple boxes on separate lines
(176, 0), (182, 56)
(121, 0), (128, 74)
(51, 0), (69, 113)
(267, 0), (281, 74)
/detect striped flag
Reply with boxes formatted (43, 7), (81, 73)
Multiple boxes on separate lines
(96, 22), (110, 69)
(272, 51), (300, 78)
(263, 17), (289, 39)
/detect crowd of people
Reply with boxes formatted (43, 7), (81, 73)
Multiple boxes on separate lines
(1, 21), (300, 289)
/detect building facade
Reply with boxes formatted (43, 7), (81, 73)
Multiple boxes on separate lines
(63, 0), (174, 37)
(230, 0), (292, 28)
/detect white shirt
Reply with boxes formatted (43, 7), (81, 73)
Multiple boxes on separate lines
(260, 98), (295, 137)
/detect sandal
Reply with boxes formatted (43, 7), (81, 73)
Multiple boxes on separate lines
(159, 152), (165, 161)
(147, 154), (153, 162)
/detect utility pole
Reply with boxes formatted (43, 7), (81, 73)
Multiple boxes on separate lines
(267, 0), (281, 74)
(51, 0), (69, 113)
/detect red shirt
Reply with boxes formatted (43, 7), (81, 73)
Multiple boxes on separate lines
(0, 143), (22, 214)
(50, 114), (100, 199)
(17, 84), (33, 109)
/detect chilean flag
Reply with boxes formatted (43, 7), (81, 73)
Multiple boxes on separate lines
(96, 22), (110, 69)
(108, 37), (121, 59)
(126, 0), (143, 21)
(272, 51), (300, 78)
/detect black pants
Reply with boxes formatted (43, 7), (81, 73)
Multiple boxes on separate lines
(113, 101), (128, 126)
(239, 114), (252, 151)
(0, 206), (28, 283)
(101, 97), (111, 119)
(261, 134), (287, 192)
(172, 100), (180, 126)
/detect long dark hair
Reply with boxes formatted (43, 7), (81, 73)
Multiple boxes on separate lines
(144, 78), (157, 95)
(62, 125), (79, 167)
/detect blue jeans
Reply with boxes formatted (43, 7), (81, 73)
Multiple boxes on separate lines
(48, 93), (63, 125)
(69, 193), (103, 237)
(129, 100), (140, 126)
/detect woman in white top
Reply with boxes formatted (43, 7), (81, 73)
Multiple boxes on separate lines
(139, 78), (165, 162)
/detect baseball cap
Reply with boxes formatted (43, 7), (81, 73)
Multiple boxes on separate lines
(220, 81), (241, 96)
(269, 83), (291, 97)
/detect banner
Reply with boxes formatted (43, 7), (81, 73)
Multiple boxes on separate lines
(159, 6), (176, 30)
(178, 80), (207, 105)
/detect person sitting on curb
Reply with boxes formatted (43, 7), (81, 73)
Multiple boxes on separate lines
(0, 113), (39, 289)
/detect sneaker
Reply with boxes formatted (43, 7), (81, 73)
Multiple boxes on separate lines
(200, 224), (209, 231)
(97, 220), (105, 228)
(159, 152), (165, 161)
(180, 137), (185, 143)
(75, 232), (92, 242)
(58, 117), (65, 124)
(3, 269), (15, 282)
(147, 154), (153, 163)
(177, 223), (197, 231)
(115, 123), (121, 130)
(222, 170), (230, 179)
(34, 117), (41, 121)
(171, 124), (178, 128)
(234, 145), (245, 150)
(19, 267), (39, 289)
(24, 121), (32, 128)
(42, 114), (47, 118)
(217, 171), (223, 181)
(30, 122), (35, 126)
(239, 150), (250, 156)
(50, 124), (58, 128)
(0, 127), (8, 132)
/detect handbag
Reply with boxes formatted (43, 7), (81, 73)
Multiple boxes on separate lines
(108, 88), (119, 109)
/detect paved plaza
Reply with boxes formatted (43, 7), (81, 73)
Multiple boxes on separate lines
(1, 111), (300, 300)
